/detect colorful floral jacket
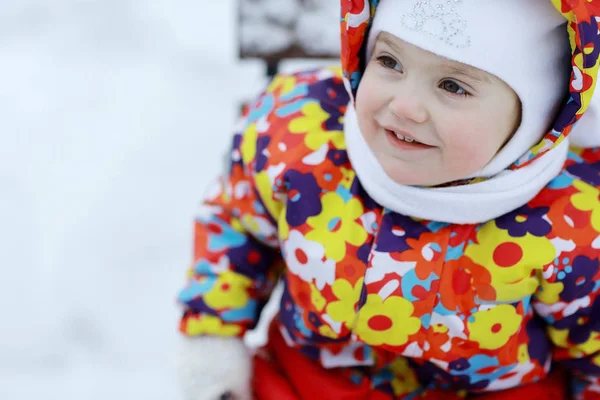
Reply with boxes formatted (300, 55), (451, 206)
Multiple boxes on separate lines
(178, 1), (600, 398)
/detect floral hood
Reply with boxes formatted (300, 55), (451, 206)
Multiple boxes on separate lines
(340, 0), (600, 170)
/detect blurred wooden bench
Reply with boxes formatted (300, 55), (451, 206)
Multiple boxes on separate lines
(238, 0), (338, 78)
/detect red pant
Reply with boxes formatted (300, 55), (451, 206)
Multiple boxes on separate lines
(252, 323), (567, 400)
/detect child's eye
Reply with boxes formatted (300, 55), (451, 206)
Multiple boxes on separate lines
(376, 55), (403, 72)
(440, 80), (470, 97)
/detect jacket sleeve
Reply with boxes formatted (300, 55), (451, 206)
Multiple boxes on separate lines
(532, 191), (600, 399)
(177, 84), (286, 339)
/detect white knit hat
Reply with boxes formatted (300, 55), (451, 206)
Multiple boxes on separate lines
(365, 0), (571, 178)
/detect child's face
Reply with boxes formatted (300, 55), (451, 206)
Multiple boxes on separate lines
(355, 33), (521, 186)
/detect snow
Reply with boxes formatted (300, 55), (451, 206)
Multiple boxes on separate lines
(0, 0), (334, 398)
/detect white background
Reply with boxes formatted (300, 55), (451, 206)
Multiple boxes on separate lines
(0, 1), (336, 398)
(0, 1), (265, 398)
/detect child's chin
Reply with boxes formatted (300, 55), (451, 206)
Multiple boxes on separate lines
(383, 166), (441, 187)
(387, 174), (430, 187)
(391, 177), (439, 187)
(381, 161), (476, 187)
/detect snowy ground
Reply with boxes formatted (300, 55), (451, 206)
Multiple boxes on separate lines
(0, 1), (335, 398)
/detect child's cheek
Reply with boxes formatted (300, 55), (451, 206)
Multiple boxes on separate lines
(445, 128), (496, 175)
(355, 84), (381, 135)
(358, 71), (386, 105)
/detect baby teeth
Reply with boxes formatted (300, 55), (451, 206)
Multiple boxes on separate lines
(393, 131), (415, 143)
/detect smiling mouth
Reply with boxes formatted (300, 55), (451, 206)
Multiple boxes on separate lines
(390, 130), (419, 143)
(384, 129), (434, 149)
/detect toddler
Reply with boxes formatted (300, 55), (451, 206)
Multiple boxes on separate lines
(176, 1), (600, 399)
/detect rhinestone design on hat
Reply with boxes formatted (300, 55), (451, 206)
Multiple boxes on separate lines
(401, 0), (471, 48)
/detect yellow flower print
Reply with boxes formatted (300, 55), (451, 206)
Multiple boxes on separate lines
(464, 222), (555, 301)
(255, 170), (283, 221)
(467, 305), (523, 350)
(306, 192), (367, 262)
(231, 217), (245, 233)
(547, 327), (570, 349)
(536, 278), (564, 304)
(240, 123), (258, 165)
(266, 74), (297, 96)
(340, 167), (356, 189)
(240, 214), (261, 236)
(354, 294), (421, 347)
(325, 65), (343, 77)
(326, 278), (364, 328)
(185, 314), (242, 336)
(432, 323), (449, 334)
(319, 325), (338, 339)
(288, 102), (346, 150)
(389, 357), (421, 396)
(278, 211), (290, 240)
(518, 344), (530, 364)
(548, 326), (600, 356)
(571, 180), (600, 232)
(203, 272), (252, 310)
(310, 283), (326, 312)
(530, 139), (549, 155)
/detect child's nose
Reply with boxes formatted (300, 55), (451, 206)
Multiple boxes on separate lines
(388, 91), (429, 124)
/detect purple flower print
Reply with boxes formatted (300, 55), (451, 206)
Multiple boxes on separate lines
(558, 256), (599, 303)
(327, 149), (349, 166)
(306, 78), (348, 131)
(255, 135), (271, 172)
(375, 212), (429, 253)
(495, 205), (551, 237)
(567, 161), (600, 187)
(554, 299), (600, 345)
(579, 19), (600, 69)
(283, 170), (323, 227)
(554, 97), (580, 133)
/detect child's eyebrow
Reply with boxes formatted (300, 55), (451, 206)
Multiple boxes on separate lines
(376, 33), (491, 85)
(439, 65), (492, 85)
(376, 33), (403, 54)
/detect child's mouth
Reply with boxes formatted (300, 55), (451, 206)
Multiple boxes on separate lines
(384, 129), (434, 150)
